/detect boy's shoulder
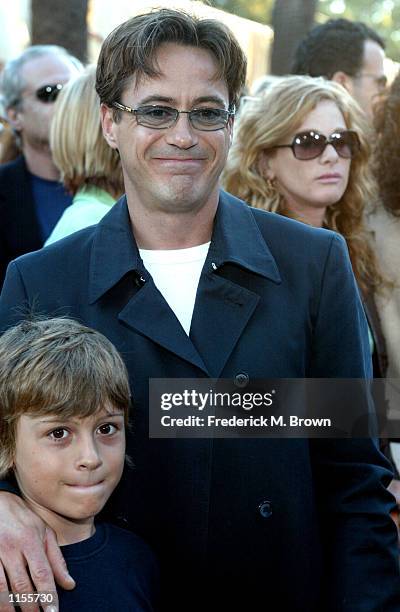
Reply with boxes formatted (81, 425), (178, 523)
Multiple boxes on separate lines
(62, 521), (157, 567)
(58, 523), (159, 611)
(103, 522), (158, 565)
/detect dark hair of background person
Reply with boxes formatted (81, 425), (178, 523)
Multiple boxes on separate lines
(95, 8), (247, 119)
(373, 71), (400, 217)
(291, 18), (385, 78)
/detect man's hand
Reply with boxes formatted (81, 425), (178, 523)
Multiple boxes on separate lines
(0, 493), (75, 612)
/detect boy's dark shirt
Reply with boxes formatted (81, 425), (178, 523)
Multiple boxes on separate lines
(58, 522), (158, 611)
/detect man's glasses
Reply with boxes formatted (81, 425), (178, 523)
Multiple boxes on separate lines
(112, 102), (234, 131)
(35, 83), (64, 103)
(274, 130), (360, 161)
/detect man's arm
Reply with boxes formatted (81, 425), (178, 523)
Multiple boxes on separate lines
(310, 233), (400, 610)
(0, 494), (74, 612)
(0, 263), (75, 612)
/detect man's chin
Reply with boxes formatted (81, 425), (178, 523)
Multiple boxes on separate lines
(25, 135), (51, 153)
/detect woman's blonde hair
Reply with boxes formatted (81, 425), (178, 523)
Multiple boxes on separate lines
(50, 65), (123, 197)
(223, 75), (383, 295)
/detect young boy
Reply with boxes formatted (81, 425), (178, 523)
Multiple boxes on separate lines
(0, 318), (158, 611)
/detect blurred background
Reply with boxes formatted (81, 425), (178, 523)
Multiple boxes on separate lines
(0, 0), (399, 91)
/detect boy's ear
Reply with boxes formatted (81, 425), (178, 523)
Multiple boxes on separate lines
(257, 151), (275, 180)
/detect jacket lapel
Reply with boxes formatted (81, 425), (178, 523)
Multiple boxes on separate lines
(89, 199), (209, 373)
(190, 192), (281, 377)
(88, 192), (281, 377)
(119, 277), (209, 374)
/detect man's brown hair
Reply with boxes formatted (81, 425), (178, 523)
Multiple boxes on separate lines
(0, 318), (131, 477)
(95, 8), (247, 116)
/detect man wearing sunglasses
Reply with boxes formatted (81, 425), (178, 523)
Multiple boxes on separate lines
(291, 18), (386, 120)
(0, 45), (82, 287)
(0, 9), (399, 612)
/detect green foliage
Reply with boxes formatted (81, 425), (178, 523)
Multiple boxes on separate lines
(211, 0), (400, 62)
(209, 0), (274, 25)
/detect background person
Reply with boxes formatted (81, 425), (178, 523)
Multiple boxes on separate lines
(0, 45), (82, 286)
(370, 70), (400, 498)
(291, 18), (387, 120)
(45, 65), (124, 246)
(223, 74), (400, 515)
(0, 10), (398, 612)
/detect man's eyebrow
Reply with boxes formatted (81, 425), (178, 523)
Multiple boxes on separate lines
(137, 95), (227, 107)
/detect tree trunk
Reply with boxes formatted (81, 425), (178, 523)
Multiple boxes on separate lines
(31, 0), (88, 63)
(270, 0), (317, 75)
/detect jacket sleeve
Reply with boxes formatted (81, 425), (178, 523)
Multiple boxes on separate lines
(309, 234), (400, 610)
(0, 260), (31, 333)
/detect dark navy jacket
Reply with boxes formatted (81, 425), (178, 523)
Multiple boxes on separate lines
(0, 192), (399, 611)
(0, 156), (42, 287)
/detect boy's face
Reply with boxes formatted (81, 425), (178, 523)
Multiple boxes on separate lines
(13, 405), (126, 529)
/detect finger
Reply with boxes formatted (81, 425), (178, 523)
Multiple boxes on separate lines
(44, 527), (75, 590)
(22, 546), (58, 612)
(4, 557), (38, 612)
(0, 560), (13, 612)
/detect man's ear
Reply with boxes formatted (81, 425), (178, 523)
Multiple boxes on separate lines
(6, 107), (22, 132)
(331, 71), (354, 96)
(100, 103), (118, 149)
(257, 150), (275, 180)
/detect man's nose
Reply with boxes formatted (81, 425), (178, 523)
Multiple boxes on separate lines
(75, 435), (103, 470)
(164, 113), (199, 148)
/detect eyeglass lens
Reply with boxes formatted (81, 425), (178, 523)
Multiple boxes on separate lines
(135, 106), (230, 130)
(293, 131), (359, 160)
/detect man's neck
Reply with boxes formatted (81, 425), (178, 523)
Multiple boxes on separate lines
(129, 199), (218, 250)
(22, 142), (60, 181)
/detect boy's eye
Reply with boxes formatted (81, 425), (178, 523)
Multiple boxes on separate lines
(97, 423), (118, 436)
(49, 428), (69, 440)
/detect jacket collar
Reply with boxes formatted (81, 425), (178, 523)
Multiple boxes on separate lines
(89, 191), (280, 304)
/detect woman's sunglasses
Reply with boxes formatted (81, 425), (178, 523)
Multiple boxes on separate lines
(274, 130), (360, 160)
(35, 83), (64, 103)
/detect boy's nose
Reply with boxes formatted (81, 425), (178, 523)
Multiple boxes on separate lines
(76, 436), (103, 470)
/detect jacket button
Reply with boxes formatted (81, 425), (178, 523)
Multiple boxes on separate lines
(234, 372), (249, 388)
(258, 500), (272, 519)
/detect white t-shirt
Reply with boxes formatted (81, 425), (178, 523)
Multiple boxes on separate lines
(139, 243), (210, 335)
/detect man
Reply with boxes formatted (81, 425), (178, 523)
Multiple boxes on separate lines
(291, 18), (386, 119)
(0, 45), (82, 286)
(0, 10), (399, 612)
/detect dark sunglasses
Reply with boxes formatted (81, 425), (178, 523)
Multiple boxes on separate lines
(274, 130), (360, 160)
(36, 83), (64, 103)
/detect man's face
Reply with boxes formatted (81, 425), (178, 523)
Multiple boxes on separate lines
(101, 43), (233, 218)
(13, 406), (125, 544)
(349, 39), (386, 119)
(9, 54), (79, 151)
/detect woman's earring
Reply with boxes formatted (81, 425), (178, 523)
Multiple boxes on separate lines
(266, 177), (277, 196)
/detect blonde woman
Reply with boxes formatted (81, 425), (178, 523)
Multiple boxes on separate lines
(45, 65), (124, 245)
(223, 75), (400, 513)
(224, 75), (387, 372)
